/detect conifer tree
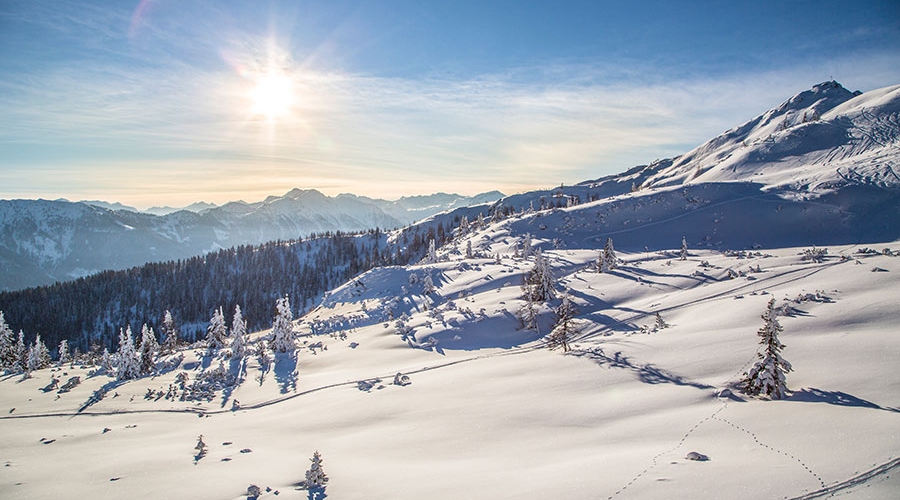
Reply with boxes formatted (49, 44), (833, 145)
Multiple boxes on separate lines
(100, 348), (115, 374)
(465, 240), (473, 259)
(231, 304), (248, 359)
(680, 236), (688, 261)
(57, 339), (70, 366)
(139, 324), (159, 375)
(476, 212), (485, 229)
(116, 326), (141, 381)
(423, 273), (436, 295)
(522, 233), (532, 258)
(161, 310), (179, 354)
(547, 291), (578, 352)
(742, 298), (792, 399)
(26, 334), (51, 372)
(426, 238), (438, 264)
(0, 312), (16, 370)
(523, 250), (556, 302)
(14, 330), (27, 372)
(304, 451), (328, 489)
(519, 293), (539, 331)
(601, 238), (618, 272)
(271, 296), (295, 353)
(206, 307), (228, 350)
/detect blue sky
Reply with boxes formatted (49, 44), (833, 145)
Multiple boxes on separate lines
(1, 0), (898, 208)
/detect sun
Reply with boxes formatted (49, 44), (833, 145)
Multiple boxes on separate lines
(250, 72), (294, 119)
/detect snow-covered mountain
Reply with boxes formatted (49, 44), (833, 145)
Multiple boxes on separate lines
(0, 189), (504, 291)
(143, 201), (218, 216)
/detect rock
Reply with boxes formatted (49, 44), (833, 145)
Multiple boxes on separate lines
(685, 451), (709, 461)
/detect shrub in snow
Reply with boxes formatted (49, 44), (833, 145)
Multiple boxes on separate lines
(271, 296), (295, 353)
(247, 485), (261, 498)
(800, 247), (828, 262)
(194, 434), (208, 463)
(393, 372), (410, 386)
(206, 306), (228, 350)
(654, 312), (669, 331)
(423, 273), (436, 295)
(680, 236), (688, 261)
(426, 238), (438, 264)
(742, 298), (792, 399)
(304, 451), (328, 489)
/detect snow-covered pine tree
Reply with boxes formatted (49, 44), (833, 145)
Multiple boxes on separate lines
(116, 326), (141, 381)
(206, 306), (228, 350)
(0, 312), (16, 371)
(519, 292), (539, 331)
(458, 215), (469, 236)
(57, 339), (70, 366)
(14, 330), (27, 372)
(476, 212), (485, 229)
(26, 334), (51, 372)
(231, 304), (248, 359)
(547, 291), (578, 352)
(601, 238), (618, 272)
(162, 310), (179, 353)
(100, 348), (115, 374)
(522, 233), (532, 258)
(304, 451), (328, 489)
(680, 236), (688, 261)
(139, 324), (159, 375)
(465, 240), (473, 259)
(271, 296), (295, 353)
(742, 298), (792, 399)
(423, 273), (436, 295)
(523, 250), (556, 302)
(426, 238), (438, 264)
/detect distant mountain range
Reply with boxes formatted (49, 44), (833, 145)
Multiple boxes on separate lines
(0, 190), (503, 291)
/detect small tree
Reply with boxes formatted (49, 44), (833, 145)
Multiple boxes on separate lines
(26, 334), (51, 372)
(304, 450), (328, 489)
(547, 291), (578, 352)
(742, 298), (792, 399)
(231, 304), (248, 359)
(139, 324), (159, 375)
(0, 312), (16, 371)
(423, 272), (436, 295)
(14, 330), (27, 372)
(679, 236), (688, 261)
(271, 296), (295, 353)
(519, 293), (539, 331)
(426, 238), (438, 264)
(57, 339), (70, 366)
(206, 307), (228, 350)
(654, 312), (669, 330)
(465, 240), (473, 259)
(116, 326), (141, 381)
(600, 238), (618, 272)
(100, 348), (115, 374)
(161, 310), (179, 354)
(522, 233), (532, 258)
(524, 250), (555, 302)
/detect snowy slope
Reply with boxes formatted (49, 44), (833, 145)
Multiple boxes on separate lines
(1, 234), (898, 499)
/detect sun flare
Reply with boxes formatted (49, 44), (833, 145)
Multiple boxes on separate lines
(250, 72), (294, 119)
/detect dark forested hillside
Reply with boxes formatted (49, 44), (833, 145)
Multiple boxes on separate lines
(0, 229), (412, 354)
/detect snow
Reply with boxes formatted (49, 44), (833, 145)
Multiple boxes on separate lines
(2, 236), (898, 499)
(1, 81), (898, 499)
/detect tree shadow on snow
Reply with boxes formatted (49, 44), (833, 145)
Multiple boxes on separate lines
(790, 388), (900, 413)
(274, 351), (299, 393)
(571, 347), (713, 391)
(78, 379), (126, 412)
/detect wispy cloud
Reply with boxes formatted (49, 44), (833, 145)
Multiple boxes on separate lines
(1, 3), (898, 207)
